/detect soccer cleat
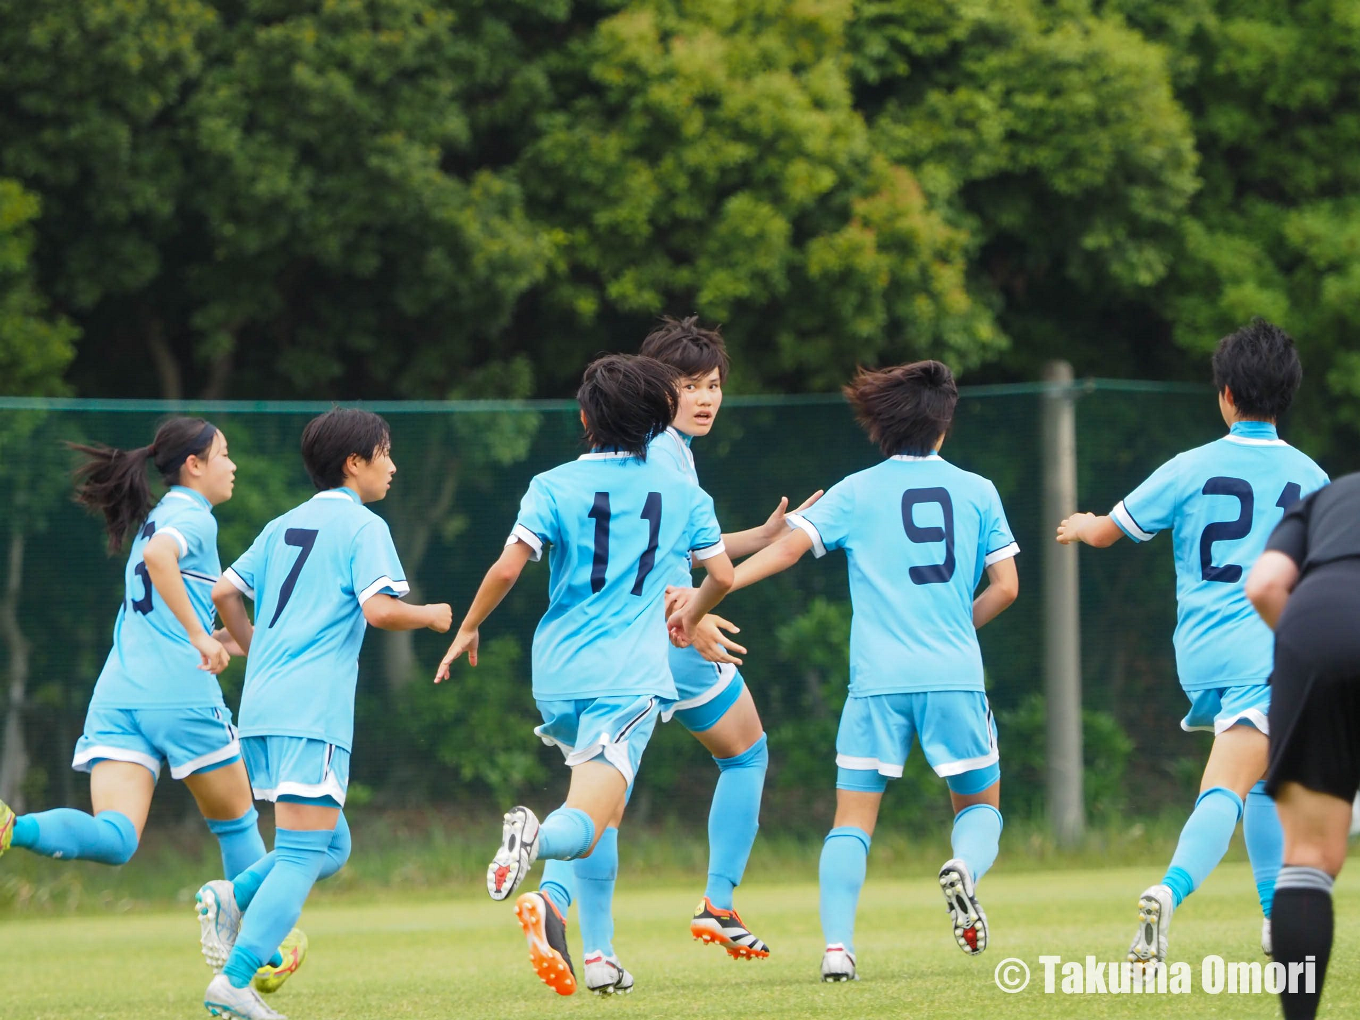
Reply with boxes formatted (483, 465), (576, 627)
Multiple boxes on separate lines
(488, 806), (539, 901)
(254, 928), (308, 994)
(1128, 883), (1174, 968)
(0, 798), (14, 858)
(690, 896), (770, 959)
(583, 952), (634, 995)
(204, 974), (287, 1019)
(1262, 917), (1272, 957)
(515, 891), (576, 995)
(939, 858), (988, 955)
(197, 879), (242, 972)
(820, 943), (858, 982)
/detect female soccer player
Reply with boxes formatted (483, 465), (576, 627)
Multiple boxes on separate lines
(436, 354), (735, 997)
(0, 418), (268, 882)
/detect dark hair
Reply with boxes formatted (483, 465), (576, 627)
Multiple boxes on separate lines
(577, 355), (679, 459)
(70, 417), (219, 553)
(300, 408), (392, 491)
(638, 315), (730, 381)
(1212, 318), (1302, 421)
(843, 361), (958, 457)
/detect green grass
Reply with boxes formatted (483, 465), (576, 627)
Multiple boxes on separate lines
(4, 862), (1357, 1019)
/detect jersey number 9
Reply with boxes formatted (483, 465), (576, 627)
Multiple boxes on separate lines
(902, 487), (956, 585)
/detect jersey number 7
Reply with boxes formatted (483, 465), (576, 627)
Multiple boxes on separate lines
(588, 492), (662, 596)
(269, 528), (319, 626)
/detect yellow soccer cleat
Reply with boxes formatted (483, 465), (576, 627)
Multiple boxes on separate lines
(0, 799), (15, 858)
(254, 928), (308, 995)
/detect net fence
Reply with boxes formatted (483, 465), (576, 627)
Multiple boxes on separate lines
(0, 382), (1287, 834)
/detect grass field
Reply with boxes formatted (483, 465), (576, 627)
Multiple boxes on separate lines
(4, 861), (1356, 1019)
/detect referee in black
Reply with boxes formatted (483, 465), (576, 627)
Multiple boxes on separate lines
(1247, 472), (1360, 1020)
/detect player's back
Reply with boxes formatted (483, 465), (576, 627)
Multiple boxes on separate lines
(226, 488), (409, 748)
(1112, 422), (1328, 688)
(515, 451), (724, 702)
(94, 486), (223, 709)
(789, 453), (1017, 695)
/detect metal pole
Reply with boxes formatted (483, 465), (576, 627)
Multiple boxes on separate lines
(1042, 360), (1084, 845)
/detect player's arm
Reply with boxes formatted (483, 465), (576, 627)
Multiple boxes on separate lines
(212, 577), (255, 655)
(666, 550), (735, 649)
(141, 533), (229, 674)
(1246, 551), (1301, 631)
(434, 539), (535, 681)
(732, 526), (814, 591)
(722, 489), (825, 560)
(1055, 512), (1124, 548)
(362, 594), (452, 633)
(973, 557), (1019, 629)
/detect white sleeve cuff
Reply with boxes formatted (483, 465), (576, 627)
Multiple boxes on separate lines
(1111, 500), (1155, 543)
(984, 541), (1020, 566)
(158, 526), (189, 557)
(690, 540), (727, 562)
(786, 513), (827, 558)
(508, 524), (544, 562)
(223, 567), (254, 600)
(358, 576), (410, 606)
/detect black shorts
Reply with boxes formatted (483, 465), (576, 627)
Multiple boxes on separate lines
(1265, 563), (1360, 802)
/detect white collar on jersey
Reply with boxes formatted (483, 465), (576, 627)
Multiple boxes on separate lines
(313, 487), (362, 503)
(578, 450), (636, 460)
(665, 425), (695, 448)
(164, 485), (211, 509)
(890, 452), (941, 462)
(1224, 421), (1286, 446)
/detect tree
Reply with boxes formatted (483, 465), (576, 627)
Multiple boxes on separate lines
(0, 180), (77, 395)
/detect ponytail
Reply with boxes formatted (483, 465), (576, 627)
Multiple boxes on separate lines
(69, 417), (219, 553)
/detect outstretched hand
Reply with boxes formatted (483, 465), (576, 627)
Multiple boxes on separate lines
(683, 614), (746, 665)
(434, 627), (479, 683)
(761, 489), (825, 542)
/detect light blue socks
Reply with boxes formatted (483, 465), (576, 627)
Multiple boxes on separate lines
(539, 858), (576, 915)
(705, 734), (768, 909)
(951, 804), (1003, 883)
(1244, 781), (1283, 918)
(574, 826), (619, 956)
(223, 827), (331, 989)
(232, 812), (352, 912)
(819, 826), (871, 952)
(12, 809), (137, 865)
(538, 807), (595, 861)
(1163, 786), (1244, 907)
(206, 806), (267, 879)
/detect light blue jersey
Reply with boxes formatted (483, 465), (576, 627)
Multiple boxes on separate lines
(90, 487), (225, 710)
(1110, 420), (1328, 690)
(224, 488), (409, 751)
(511, 450), (725, 701)
(787, 453), (1018, 696)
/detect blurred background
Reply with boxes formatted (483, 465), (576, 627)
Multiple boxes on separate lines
(1, 1), (1357, 907)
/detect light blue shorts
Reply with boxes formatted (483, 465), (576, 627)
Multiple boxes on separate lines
(662, 648), (745, 732)
(535, 694), (667, 788)
(836, 692), (999, 792)
(73, 705), (240, 781)
(1181, 684), (1271, 736)
(241, 735), (351, 807)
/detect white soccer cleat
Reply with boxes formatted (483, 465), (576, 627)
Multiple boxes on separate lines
(1128, 883), (1174, 968)
(204, 974), (287, 1019)
(939, 858), (988, 955)
(1262, 916), (1272, 957)
(488, 806), (540, 901)
(197, 879), (242, 972)
(583, 951), (634, 995)
(820, 943), (858, 982)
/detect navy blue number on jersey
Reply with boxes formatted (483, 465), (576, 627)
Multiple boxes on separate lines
(588, 491), (664, 596)
(901, 487), (956, 585)
(269, 528), (319, 627)
(130, 521), (157, 615)
(1199, 477), (1304, 583)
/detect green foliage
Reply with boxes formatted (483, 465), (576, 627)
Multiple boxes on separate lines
(0, 181), (76, 395)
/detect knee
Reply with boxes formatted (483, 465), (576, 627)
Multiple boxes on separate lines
(96, 811), (139, 865)
(327, 819), (353, 870)
(715, 732), (768, 770)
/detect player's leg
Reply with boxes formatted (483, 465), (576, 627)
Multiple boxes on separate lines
(1244, 779), (1283, 954)
(687, 681), (770, 959)
(2, 708), (154, 866)
(819, 785), (882, 982)
(921, 692), (1002, 956)
(578, 797), (633, 995)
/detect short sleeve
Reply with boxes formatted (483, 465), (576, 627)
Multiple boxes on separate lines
(350, 518), (410, 605)
(687, 486), (725, 561)
(224, 524), (269, 600)
(510, 475), (559, 563)
(1112, 457), (1181, 542)
(982, 481), (1019, 565)
(1265, 493), (1314, 566)
(158, 510), (216, 561)
(787, 478), (854, 558)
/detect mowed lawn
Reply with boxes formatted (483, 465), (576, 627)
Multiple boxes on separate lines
(3, 862), (1356, 1019)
